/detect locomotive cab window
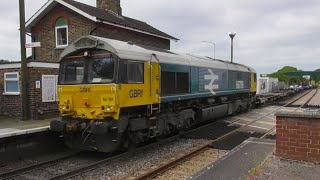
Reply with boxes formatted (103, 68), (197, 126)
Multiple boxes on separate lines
(121, 60), (144, 83)
(59, 60), (84, 84)
(88, 58), (115, 83)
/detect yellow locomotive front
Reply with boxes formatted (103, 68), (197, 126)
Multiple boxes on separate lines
(58, 51), (120, 120)
(51, 36), (160, 152)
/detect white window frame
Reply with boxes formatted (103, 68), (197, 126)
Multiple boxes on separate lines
(3, 72), (20, 95)
(55, 25), (69, 48)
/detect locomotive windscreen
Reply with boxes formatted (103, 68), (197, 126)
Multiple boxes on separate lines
(60, 60), (85, 84)
(59, 57), (115, 85)
(88, 58), (115, 83)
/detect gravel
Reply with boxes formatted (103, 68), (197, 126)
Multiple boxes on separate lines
(72, 139), (211, 180)
(1, 151), (109, 179)
(251, 156), (320, 180)
(0, 151), (72, 174)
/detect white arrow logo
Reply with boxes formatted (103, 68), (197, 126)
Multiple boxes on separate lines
(204, 69), (219, 95)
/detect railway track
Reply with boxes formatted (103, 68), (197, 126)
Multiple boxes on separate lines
(0, 152), (113, 180)
(288, 89), (319, 107)
(260, 88), (319, 140)
(130, 91), (315, 180)
(0, 132), (187, 180)
(132, 119), (276, 179)
(0, 121), (241, 179)
(48, 122), (229, 180)
(307, 88), (320, 107)
(260, 89), (319, 138)
(0, 152), (78, 179)
(2, 91), (314, 180)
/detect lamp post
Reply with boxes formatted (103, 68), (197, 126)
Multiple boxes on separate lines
(202, 41), (216, 59)
(229, 32), (236, 63)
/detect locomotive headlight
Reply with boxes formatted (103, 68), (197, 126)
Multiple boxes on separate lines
(60, 105), (66, 110)
(60, 105), (69, 111)
(64, 99), (69, 105)
(102, 105), (114, 112)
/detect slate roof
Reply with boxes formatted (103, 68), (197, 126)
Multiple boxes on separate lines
(61, 0), (178, 40)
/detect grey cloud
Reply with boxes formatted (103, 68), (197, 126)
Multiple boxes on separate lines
(0, 0), (319, 74)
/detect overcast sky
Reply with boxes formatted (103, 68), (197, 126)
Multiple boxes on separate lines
(0, 0), (319, 74)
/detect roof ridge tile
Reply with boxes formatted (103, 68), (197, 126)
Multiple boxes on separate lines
(60, 0), (177, 40)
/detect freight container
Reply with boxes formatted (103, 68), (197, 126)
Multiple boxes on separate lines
(257, 77), (279, 94)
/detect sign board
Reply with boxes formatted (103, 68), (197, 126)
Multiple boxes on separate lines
(35, 80), (41, 89)
(42, 75), (56, 102)
(55, 75), (59, 102)
(25, 42), (41, 48)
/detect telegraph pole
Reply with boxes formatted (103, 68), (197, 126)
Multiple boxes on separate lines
(19, 0), (30, 120)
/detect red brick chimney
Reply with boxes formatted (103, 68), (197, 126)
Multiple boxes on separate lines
(97, 0), (122, 16)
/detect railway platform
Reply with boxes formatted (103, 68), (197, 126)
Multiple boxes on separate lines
(193, 137), (320, 180)
(0, 117), (53, 139)
(193, 138), (275, 180)
(0, 117), (63, 162)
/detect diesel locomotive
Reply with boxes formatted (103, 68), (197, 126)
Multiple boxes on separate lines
(50, 35), (257, 152)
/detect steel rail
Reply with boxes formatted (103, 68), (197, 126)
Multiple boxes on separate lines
(306, 88), (320, 107)
(133, 143), (212, 180)
(48, 151), (132, 180)
(294, 88), (318, 111)
(48, 118), (230, 180)
(260, 89), (317, 139)
(48, 116), (238, 179)
(47, 133), (184, 180)
(260, 126), (276, 139)
(1, 119), (223, 179)
(12, 91), (308, 180)
(0, 152), (79, 179)
(133, 91), (313, 179)
(287, 89), (313, 107)
(134, 110), (279, 180)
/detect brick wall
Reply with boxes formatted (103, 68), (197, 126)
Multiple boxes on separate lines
(1, 2), (172, 118)
(31, 4), (170, 63)
(0, 65), (59, 119)
(275, 113), (320, 162)
(0, 68), (22, 117)
(28, 67), (59, 119)
(32, 5), (96, 62)
(97, 0), (122, 15)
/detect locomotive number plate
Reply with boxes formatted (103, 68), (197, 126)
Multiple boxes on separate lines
(80, 87), (91, 93)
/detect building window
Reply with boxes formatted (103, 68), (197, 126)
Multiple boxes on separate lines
(55, 17), (68, 48)
(4, 72), (20, 95)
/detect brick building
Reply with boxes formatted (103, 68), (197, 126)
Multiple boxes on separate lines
(0, 0), (177, 119)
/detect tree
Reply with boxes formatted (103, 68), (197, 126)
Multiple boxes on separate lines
(270, 66), (303, 85)
(311, 69), (320, 82)
(0, 59), (10, 64)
